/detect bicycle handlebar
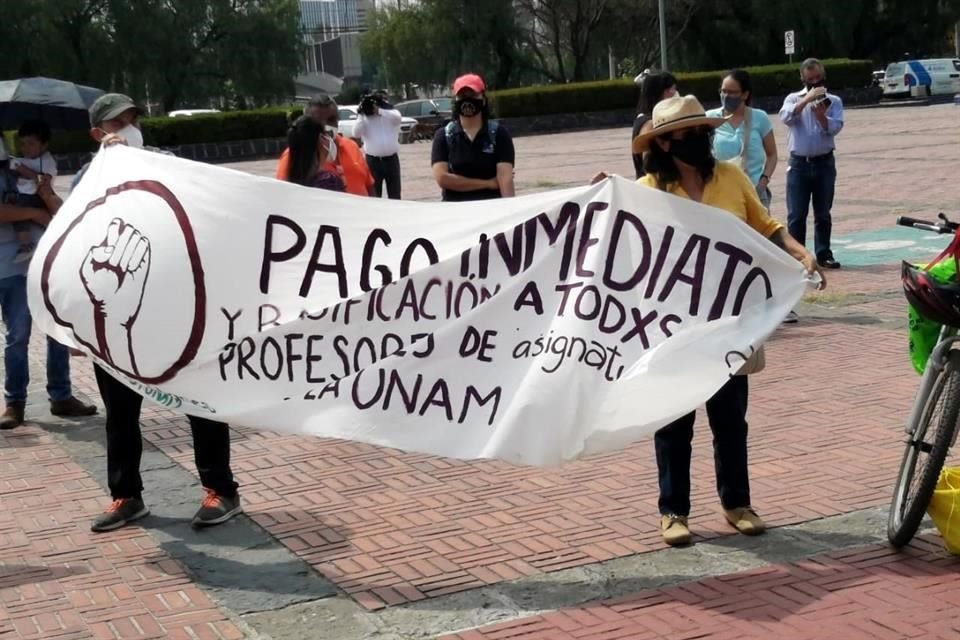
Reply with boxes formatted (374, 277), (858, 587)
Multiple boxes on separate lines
(897, 215), (959, 234)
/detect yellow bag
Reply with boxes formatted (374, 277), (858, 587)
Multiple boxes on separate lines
(927, 467), (960, 555)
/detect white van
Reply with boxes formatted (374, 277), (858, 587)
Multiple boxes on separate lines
(883, 59), (960, 97)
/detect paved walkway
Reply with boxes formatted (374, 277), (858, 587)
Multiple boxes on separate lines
(12, 103), (960, 639)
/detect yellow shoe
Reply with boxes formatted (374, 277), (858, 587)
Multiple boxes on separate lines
(723, 507), (766, 536)
(660, 514), (692, 546)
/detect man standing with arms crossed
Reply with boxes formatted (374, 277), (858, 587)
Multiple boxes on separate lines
(355, 91), (403, 199)
(780, 58), (844, 271)
(74, 93), (242, 533)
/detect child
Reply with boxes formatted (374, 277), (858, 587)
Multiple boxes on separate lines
(9, 120), (57, 263)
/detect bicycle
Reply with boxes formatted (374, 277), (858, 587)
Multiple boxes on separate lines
(887, 213), (960, 547)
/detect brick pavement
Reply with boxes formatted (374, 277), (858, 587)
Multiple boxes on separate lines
(12, 103), (960, 638)
(0, 427), (246, 640)
(441, 536), (960, 640)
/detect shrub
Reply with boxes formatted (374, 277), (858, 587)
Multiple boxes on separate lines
(3, 59), (873, 155)
(140, 107), (293, 147)
(488, 59), (874, 118)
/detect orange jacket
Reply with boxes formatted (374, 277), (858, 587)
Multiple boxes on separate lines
(275, 136), (374, 196)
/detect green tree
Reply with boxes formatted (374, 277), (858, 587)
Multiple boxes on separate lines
(107, 0), (302, 112)
(514, 0), (610, 82)
(362, 0), (522, 95)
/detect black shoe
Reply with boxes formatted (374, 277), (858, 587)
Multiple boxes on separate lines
(0, 402), (25, 430)
(91, 497), (150, 532)
(818, 257), (841, 269)
(192, 489), (242, 528)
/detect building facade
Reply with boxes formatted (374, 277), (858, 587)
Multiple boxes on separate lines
(298, 0), (373, 91)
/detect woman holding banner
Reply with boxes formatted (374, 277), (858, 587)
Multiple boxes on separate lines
(609, 95), (825, 546)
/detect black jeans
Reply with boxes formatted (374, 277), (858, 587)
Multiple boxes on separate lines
(655, 376), (750, 516)
(786, 153), (837, 261)
(366, 153), (402, 199)
(94, 364), (238, 501)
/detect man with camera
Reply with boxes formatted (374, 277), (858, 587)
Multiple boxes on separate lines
(354, 91), (403, 199)
(779, 58), (844, 270)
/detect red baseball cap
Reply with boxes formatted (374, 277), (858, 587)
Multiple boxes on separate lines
(453, 73), (486, 95)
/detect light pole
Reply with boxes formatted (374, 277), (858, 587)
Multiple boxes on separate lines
(658, 0), (667, 70)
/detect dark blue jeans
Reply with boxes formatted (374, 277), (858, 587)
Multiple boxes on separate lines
(0, 275), (72, 404)
(655, 376), (750, 517)
(786, 153), (837, 261)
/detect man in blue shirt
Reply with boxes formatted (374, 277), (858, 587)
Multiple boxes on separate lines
(779, 58), (844, 270)
(0, 169), (98, 428)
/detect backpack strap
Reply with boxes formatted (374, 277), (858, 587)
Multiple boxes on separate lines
(445, 120), (500, 170)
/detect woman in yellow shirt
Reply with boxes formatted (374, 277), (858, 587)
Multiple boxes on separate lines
(627, 95), (824, 547)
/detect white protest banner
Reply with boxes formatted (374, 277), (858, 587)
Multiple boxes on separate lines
(29, 147), (808, 465)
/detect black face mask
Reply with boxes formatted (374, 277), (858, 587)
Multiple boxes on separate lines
(804, 79), (825, 90)
(455, 97), (484, 117)
(668, 131), (712, 167)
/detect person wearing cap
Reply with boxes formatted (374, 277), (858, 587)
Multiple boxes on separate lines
(603, 95), (824, 547)
(74, 93), (242, 533)
(0, 124), (97, 429)
(431, 73), (515, 202)
(354, 91), (403, 199)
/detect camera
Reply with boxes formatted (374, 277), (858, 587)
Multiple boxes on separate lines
(358, 90), (391, 116)
(358, 94), (377, 116)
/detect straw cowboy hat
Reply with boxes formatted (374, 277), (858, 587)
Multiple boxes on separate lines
(632, 95), (727, 154)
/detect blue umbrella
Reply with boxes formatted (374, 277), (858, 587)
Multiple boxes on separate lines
(0, 77), (105, 131)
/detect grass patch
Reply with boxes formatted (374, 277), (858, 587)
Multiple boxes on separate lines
(534, 179), (563, 188)
(802, 290), (871, 306)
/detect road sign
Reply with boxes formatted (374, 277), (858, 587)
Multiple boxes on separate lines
(785, 30), (796, 55)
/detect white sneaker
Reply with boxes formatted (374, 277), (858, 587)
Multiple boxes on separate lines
(783, 311), (799, 324)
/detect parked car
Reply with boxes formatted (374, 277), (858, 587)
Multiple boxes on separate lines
(168, 108), (221, 118)
(396, 97), (453, 140)
(872, 70), (885, 87)
(336, 105), (418, 144)
(883, 59), (960, 98)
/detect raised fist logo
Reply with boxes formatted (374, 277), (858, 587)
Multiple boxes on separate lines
(40, 179), (206, 384)
(80, 218), (152, 375)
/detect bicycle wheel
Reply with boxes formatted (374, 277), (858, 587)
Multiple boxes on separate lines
(888, 351), (960, 547)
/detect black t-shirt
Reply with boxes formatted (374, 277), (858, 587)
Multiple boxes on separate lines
(431, 120), (515, 202)
(632, 113), (651, 179)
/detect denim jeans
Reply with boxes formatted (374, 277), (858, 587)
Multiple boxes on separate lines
(786, 153), (837, 261)
(0, 275), (72, 404)
(655, 376), (750, 517)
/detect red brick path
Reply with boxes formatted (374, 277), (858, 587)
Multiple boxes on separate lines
(0, 428), (244, 640)
(87, 263), (921, 611)
(441, 536), (960, 640)
(8, 105), (959, 637)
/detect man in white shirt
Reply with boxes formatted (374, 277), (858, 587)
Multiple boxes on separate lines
(354, 92), (403, 199)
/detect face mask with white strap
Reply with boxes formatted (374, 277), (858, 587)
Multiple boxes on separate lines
(116, 124), (144, 149)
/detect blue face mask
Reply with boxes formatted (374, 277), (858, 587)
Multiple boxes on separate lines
(720, 93), (742, 113)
